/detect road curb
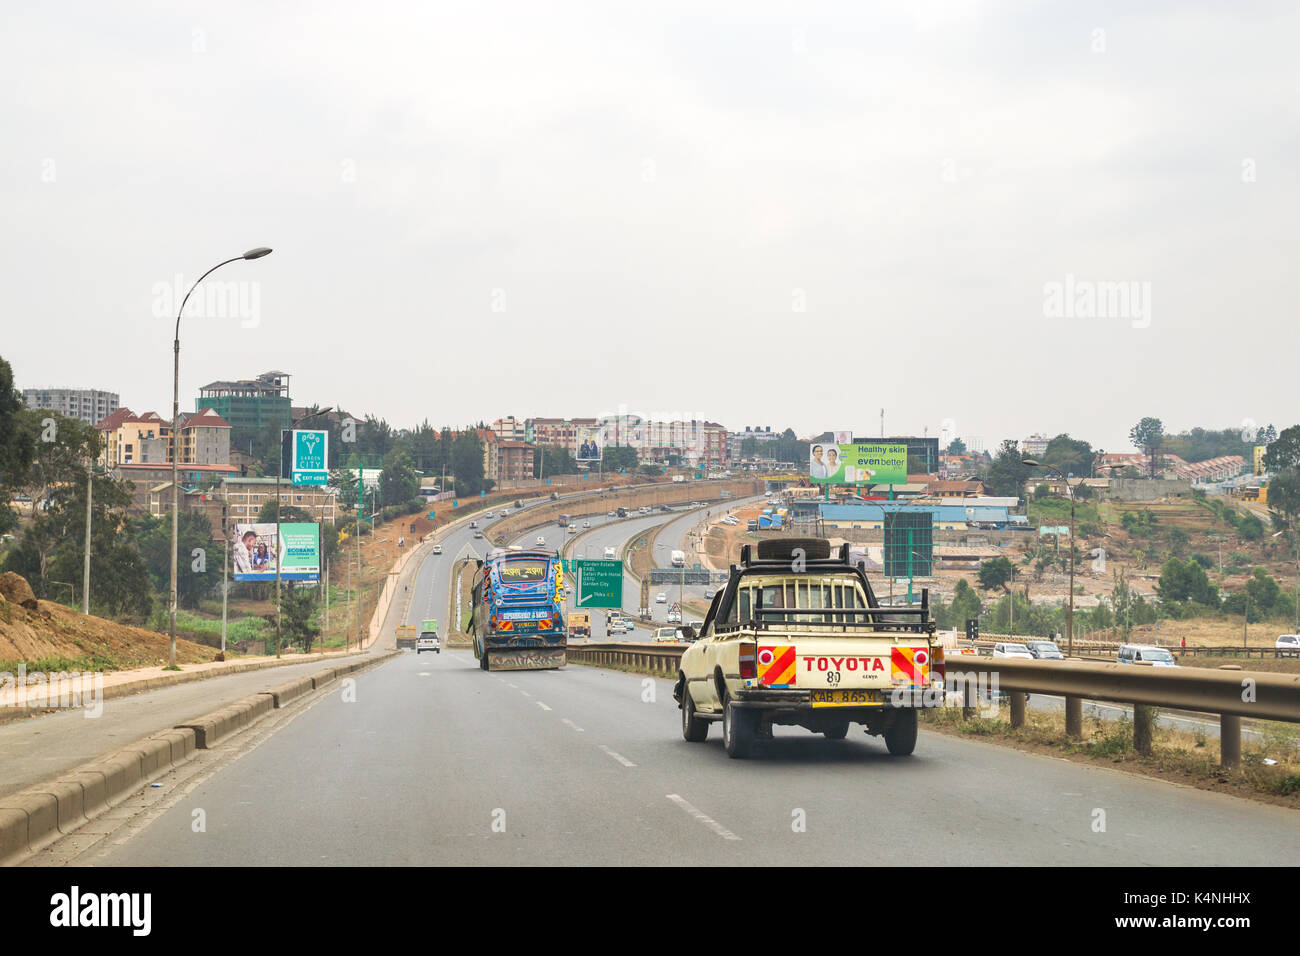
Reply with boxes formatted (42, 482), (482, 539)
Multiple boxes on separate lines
(0, 650), (399, 866)
(0, 649), (377, 727)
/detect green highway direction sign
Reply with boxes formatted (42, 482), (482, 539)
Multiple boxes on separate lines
(291, 429), (329, 485)
(573, 558), (622, 609)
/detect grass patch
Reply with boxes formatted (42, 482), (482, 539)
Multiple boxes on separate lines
(0, 653), (120, 673)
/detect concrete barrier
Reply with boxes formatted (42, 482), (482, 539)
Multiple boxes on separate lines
(174, 693), (274, 749)
(263, 676), (316, 708)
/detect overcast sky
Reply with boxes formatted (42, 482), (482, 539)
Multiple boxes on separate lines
(4, 1), (1296, 453)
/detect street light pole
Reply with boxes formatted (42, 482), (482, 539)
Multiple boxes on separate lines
(169, 247), (272, 668)
(82, 460), (92, 614)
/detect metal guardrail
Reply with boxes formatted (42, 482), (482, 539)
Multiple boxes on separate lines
(944, 656), (1300, 723)
(970, 638), (1297, 659)
(565, 642), (1300, 767)
(566, 642), (684, 677)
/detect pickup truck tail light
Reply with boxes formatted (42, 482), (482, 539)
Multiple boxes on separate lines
(738, 643), (757, 679)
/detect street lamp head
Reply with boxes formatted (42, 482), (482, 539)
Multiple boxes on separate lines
(243, 247), (273, 260)
(1021, 458), (1040, 467)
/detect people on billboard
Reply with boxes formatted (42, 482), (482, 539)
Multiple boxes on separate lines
(578, 435), (600, 460)
(233, 529), (257, 574)
(810, 444), (829, 479)
(252, 542), (272, 571)
(825, 446), (841, 476)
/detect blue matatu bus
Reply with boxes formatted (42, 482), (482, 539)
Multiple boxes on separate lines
(470, 548), (567, 671)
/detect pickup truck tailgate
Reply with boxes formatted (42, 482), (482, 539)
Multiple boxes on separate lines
(755, 639), (931, 690)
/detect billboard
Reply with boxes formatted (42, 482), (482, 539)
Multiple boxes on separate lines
(810, 442), (907, 485)
(280, 429), (329, 486)
(231, 522), (321, 582)
(575, 426), (602, 462)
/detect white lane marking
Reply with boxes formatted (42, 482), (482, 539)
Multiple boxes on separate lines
(520, 690), (532, 697)
(666, 794), (740, 841)
(506, 682), (517, 688)
(599, 745), (637, 767)
(561, 718), (585, 732)
(536, 701), (552, 711)
(418, 672), (430, 677)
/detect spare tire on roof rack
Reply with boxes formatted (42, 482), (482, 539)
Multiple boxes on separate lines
(756, 537), (832, 561)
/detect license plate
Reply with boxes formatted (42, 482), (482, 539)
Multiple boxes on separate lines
(810, 689), (880, 707)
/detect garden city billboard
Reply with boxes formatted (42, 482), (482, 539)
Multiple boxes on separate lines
(231, 522), (321, 582)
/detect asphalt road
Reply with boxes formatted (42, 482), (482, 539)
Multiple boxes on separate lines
(75, 647), (1297, 866)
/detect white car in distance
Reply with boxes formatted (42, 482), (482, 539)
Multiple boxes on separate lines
(992, 642), (1034, 659)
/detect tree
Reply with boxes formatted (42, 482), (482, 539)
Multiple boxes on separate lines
(1111, 570), (1135, 641)
(1264, 425), (1300, 474)
(328, 468), (360, 510)
(279, 584), (320, 652)
(1034, 483), (1050, 500)
(255, 501), (313, 524)
(1043, 434), (1094, 478)
(380, 447), (419, 505)
(135, 512), (218, 610)
(977, 557), (1015, 593)
(451, 429), (488, 497)
(1267, 468), (1300, 535)
(1129, 417), (1165, 477)
(1238, 511), (1264, 542)
(985, 440), (1032, 498)
(533, 444), (576, 478)
(603, 444), (638, 471)
(950, 578), (982, 623)
(3, 467), (152, 618)
(946, 437), (967, 456)
(1156, 557), (1218, 609)
(0, 356), (38, 533)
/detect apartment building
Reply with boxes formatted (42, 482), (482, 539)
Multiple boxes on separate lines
(196, 370), (291, 432)
(23, 387), (119, 426)
(497, 440), (535, 481)
(492, 416), (527, 442)
(97, 407), (231, 467)
(217, 476), (339, 526)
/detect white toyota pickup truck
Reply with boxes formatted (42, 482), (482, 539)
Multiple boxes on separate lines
(675, 538), (940, 758)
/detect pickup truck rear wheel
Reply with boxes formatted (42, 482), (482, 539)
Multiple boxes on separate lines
(884, 709), (917, 756)
(681, 686), (708, 742)
(722, 699), (756, 759)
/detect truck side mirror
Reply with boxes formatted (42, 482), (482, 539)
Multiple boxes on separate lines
(681, 626), (697, 642)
